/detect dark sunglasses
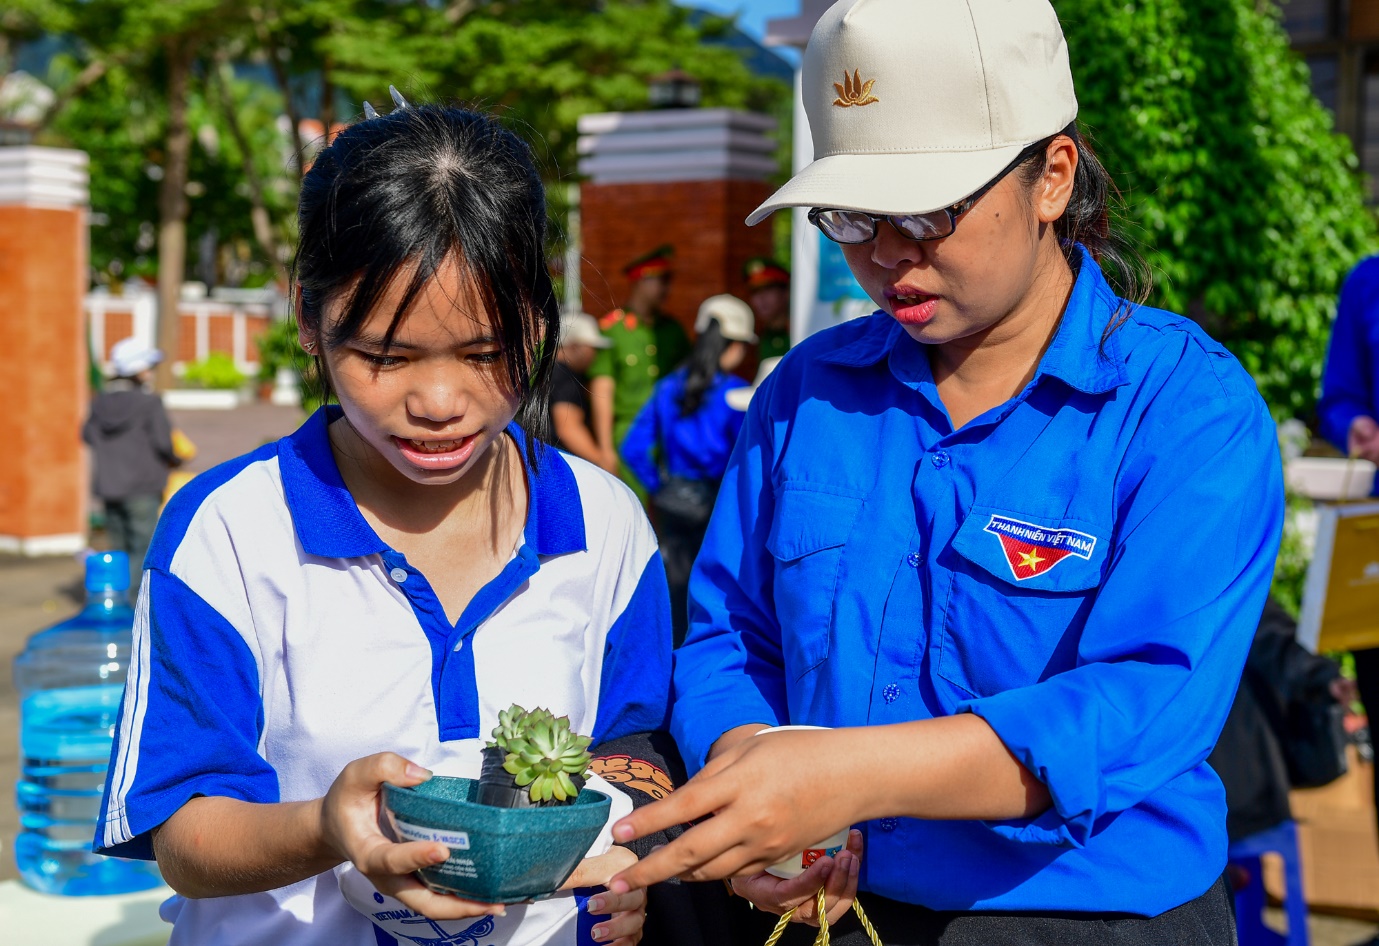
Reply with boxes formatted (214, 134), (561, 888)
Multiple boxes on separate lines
(808, 139), (1051, 245)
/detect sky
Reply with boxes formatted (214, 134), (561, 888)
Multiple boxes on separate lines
(679, 0), (803, 44)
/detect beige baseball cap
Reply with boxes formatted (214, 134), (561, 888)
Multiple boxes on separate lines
(696, 294), (758, 343)
(558, 311), (613, 349)
(746, 0), (1078, 225)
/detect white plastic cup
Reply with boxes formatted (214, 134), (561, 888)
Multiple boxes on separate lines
(754, 725), (853, 879)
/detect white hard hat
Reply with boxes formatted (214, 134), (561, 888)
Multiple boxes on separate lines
(558, 311), (613, 349)
(695, 294), (757, 343)
(109, 338), (164, 378)
(727, 356), (782, 412)
(747, 0), (1078, 224)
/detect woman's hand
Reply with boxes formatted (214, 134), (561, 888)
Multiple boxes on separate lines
(730, 830), (863, 927)
(564, 847), (645, 945)
(1349, 415), (1379, 463)
(606, 728), (865, 891)
(320, 753), (500, 921)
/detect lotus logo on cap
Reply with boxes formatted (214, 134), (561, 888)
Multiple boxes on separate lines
(832, 69), (878, 108)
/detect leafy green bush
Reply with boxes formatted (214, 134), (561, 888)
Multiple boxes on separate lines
(182, 352), (247, 390)
(1057, 0), (1378, 420)
(255, 317), (306, 383)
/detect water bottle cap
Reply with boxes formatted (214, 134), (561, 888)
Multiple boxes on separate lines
(86, 551), (131, 593)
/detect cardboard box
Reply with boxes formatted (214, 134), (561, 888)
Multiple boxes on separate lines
(1289, 748), (1379, 915)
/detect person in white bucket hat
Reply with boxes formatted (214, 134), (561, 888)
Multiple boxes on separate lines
(549, 311), (615, 470)
(622, 294), (755, 647)
(610, 1), (1282, 942)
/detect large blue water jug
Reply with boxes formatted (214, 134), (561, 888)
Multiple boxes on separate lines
(12, 551), (163, 894)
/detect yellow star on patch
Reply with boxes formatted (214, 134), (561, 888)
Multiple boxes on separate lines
(1018, 550), (1045, 572)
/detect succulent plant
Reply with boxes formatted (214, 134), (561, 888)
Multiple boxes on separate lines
(486, 704), (592, 803)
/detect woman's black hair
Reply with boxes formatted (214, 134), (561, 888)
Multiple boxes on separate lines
(293, 103), (558, 460)
(679, 319), (728, 417)
(1017, 122), (1151, 344)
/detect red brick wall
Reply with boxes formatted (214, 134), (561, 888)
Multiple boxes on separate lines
(103, 311), (133, 360)
(580, 180), (776, 338)
(0, 206), (88, 542)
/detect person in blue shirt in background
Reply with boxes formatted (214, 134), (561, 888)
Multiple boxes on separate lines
(606, 1), (1284, 944)
(1319, 256), (1379, 946)
(622, 294), (754, 645)
(1320, 257), (1379, 471)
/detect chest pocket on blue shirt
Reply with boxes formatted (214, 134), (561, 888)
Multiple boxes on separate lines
(765, 487), (865, 679)
(938, 504), (1108, 699)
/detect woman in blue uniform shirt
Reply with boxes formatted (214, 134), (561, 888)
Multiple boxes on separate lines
(608, 1), (1284, 943)
(622, 294), (753, 645)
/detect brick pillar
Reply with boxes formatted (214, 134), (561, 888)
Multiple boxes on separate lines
(577, 109), (778, 339)
(0, 147), (90, 554)
(579, 179), (775, 335)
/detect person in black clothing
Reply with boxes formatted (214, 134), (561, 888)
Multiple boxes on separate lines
(549, 311), (614, 472)
(1208, 596), (1355, 841)
(83, 338), (181, 588)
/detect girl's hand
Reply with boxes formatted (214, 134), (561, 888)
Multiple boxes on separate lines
(563, 847), (644, 945)
(730, 830), (863, 927)
(320, 753), (500, 921)
(607, 728), (864, 891)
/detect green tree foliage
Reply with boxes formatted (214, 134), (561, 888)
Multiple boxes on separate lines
(1058, 0), (1378, 419)
(14, 0), (785, 291)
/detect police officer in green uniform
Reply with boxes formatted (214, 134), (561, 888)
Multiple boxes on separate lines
(743, 256), (792, 361)
(589, 245), (691, 496)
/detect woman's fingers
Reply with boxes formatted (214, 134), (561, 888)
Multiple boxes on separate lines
(820, 849), (859, 924)
(611, 776), (725, 850)
(612, 815), (776, 892)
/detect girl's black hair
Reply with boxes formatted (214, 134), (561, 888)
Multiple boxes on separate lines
(293, 103), (558, 459)
(679, 319), (728, 417)
(1017, 122), (1151, 344)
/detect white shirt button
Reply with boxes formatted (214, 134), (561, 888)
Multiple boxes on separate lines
(390, 567), (408, 583)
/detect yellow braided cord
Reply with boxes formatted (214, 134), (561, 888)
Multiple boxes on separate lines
(757, 891), (883, 946)
(812, 888), (830, 945)
(850, 898), (884, 946)
(762, 906), (796, 946)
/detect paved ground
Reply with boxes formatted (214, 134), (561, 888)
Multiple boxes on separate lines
(3, 401), (1379, 942)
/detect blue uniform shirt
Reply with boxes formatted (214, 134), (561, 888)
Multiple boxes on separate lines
(621, 366), (747, 494)
(1320, 256), (1379, 483)
(672, 252), (1284, 916)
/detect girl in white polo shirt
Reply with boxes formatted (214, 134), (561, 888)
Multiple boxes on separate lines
(95, 100), (664, 946)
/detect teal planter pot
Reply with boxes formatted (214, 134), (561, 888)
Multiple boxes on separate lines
(382, 776), (610, 904)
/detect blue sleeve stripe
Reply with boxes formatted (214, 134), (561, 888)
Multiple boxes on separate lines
(143, 442), (277, 572)
(592, 550), (673, 745)
(97, 568), (278, 859)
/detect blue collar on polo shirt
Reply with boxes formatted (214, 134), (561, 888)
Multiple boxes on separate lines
(277, 407), (588, 741)
(818, 246), (1131, 401)
(278, 405), (587, 559)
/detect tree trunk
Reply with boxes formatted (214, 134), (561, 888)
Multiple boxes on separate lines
(213, 54), (285, 280)
(154, 41), (194, 392)
(260, 26), (305, 181)
(319, 57), (336, 144)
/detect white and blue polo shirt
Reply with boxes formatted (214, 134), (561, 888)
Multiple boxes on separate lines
(96, 407), (672, 946)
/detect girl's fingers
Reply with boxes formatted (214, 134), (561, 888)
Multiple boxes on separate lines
(562, 846), (639, 889)
(355, 836), (449, 878)
(591, 908), (645, 942)
(587, 887), (646, 916)
(371, 874), (499, 921)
